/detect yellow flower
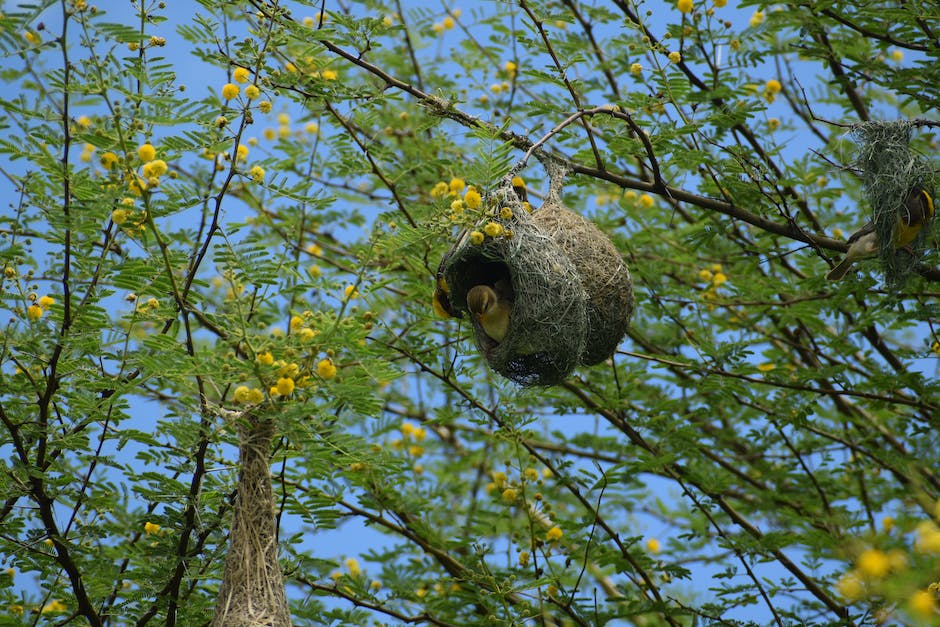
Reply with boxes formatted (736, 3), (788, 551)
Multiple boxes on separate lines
(233, 67), (250, 83)
(275, 377), (295, 396)
(504, 61), (517, 77)
(712, 271), (727, 285)
(464, 187), (482, 209)
(519, 551), (530, 567)
(256, 351), (274, 366)
(757, 363), (775, 372)
(768, 118), (780, 131)
(713, 0), (726, 6)
(836, 572), (863, 601)
(765, 79), (782, 95)
(546, 526), (563, 542)
(749, 10), (764, 27)
(259, 100), (273, 114)
(442, 16), (455, 29)
(909, 590), (936, 620)
(247, 388), (264, 403)
(233, 385), (251, 403)
(524, 468), (539, 482)
(639, 193), (655, 209)
(499, 206), (513, 219)
(235, 144), (248, 162)
(646, 538), (661, 553)
(698, 268), (713, 282)
(882, 516), (895, 532)
(856, 548), (890, 580)
(100, 151), (119, 169)
(40, 600), (67, 614)
(344, 284), (359, 300)
(317, 358), (337, 379)
(112, 208), (131, 225)
(449, 178), (466, 194)
(890, 49), (904, 62)
(221, 83), (240, 100)
(76, 116), (91, 130)
(677, 0), (693, 13)
(144, 521), (161, 535)
(27, 304), (43, 320)
(249, 165), (265, 183)
(630, 62), (643, 75)
(305, 122), (319, 134)
(137, 143), (156, 162)
(916, 521), (940, 553)
(321, 69), (338, 81)
(431, 181), (449, 198)
(502, 488), (518, 503)
(346, 557), (361, 577)
(668, 51), (682, 63)
(142, 159), (167, 178)
(483, 222), (503, 237)
(38, 295), (55, 309)
(469, 230), (484, 245)
(24, 31), (40, 45)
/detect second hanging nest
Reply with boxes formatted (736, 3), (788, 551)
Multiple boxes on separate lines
(436, 184), (634, 386)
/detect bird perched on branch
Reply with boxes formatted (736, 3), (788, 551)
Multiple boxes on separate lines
(467, 282), (512, 343)
(826, 185), (934, 281)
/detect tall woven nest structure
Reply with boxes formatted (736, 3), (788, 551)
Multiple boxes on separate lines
(854, 120), (936, 285)
(212, 414), (290, 627)
(437, 175), (633, 386)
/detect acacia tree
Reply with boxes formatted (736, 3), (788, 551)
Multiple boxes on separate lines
(1, 0), (939, 625)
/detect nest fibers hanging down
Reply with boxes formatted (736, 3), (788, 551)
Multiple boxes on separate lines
(437, 184), (633, 386)
(854, 121), (936, 285)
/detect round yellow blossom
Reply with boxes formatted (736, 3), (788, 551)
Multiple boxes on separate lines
(630, 62), (643, 76)
(41, 600), (67, 614)
(856, 548), (890, 580)
(112, 208), (131, 225)
(483, 222), (503, 237)
(142, 159), (168, 178)
(712, 271), (727, 285)
(256, 351), (274, 366)
(321, 69), (338, 81)
(504, 60), (517, 77)
(698, 268), (713, 282)
(524, 467), (539, 482)
(491, 471), (508, 488)
(464, 187), (482, 209)
(890, 49), (903, 63)
(757, 363), (775, 372)
(882, 516), (895, 532)
(344, 284), (359, 300)
(546, 526), (563, 542)
(431, 181), (449, 198)
(639, 193), (655, 209)
(677, 0), (693, 13)
(27, 304), (43, 320)
(449, 178), (466, 194)
(344, 557), (361, 577)
(259, 100), (273, 114)
(916, 521), (940, 553)
(137, 143), (156, 162)
(749, 10), (764, 27)
(235, 144), (249, 162)
(247, 388), (264, 403)
(305, 122), (319, 134)
(144, 521), (161, 535)
(442, 16), (455, 30)
(38, 295), (55, 309)
(714, 0), (727, 6)
(836, 572), (863, 601)
(502, 488), (518, 503)
(519, 551), (530, 567)
(24, 31), (40, 45)
(765, 79), (782, 95)
(233, 67), (250, 83)
(668, 51), (682, 63)
(221, 83), (240, 100)
(100, 151), (119, 169)
(317, 358), (337, 379)
(275, 377), (295, 396)
(909, 589), (936, 620)
(499, 206), (513, 219)
(469, 230), (485, 245)
(249, 165), (265, 183)
(233, 385), (251, 403)
(646, 538), (661, 553)
(241, 85), (260, 101)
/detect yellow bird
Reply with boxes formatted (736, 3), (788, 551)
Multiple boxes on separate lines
(826, 186), (934, 281)
(466, 283), (512, 343)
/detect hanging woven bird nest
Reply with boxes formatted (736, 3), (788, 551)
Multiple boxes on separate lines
(212, 414), (290, 627)
(854, 121), (936, 285)
(436, 183), (633, 386)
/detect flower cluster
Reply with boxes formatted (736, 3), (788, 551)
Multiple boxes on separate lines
(698, 263), (727, 308)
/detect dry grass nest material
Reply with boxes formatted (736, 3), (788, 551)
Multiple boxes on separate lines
(439, 190), (633, 386)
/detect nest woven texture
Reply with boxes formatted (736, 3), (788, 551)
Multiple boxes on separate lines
(854, 121), (935, 284)
(441, 189), (633, 386)
(212, 415), (290, 627)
